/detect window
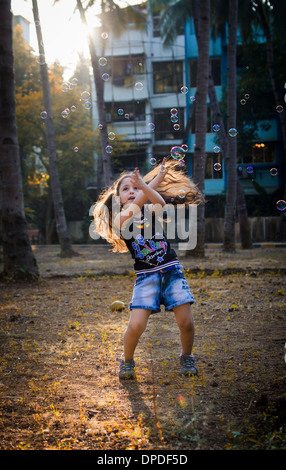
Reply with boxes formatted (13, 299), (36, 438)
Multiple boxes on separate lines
(153, 61), (183, 94)
(190, 58), (221, 87)
(105, 101), (145, 122)
(238, 142), (276, 164)
(153, 107), (185, 140)
(113, 149), (147, 174)
(104, 55), (145, 86)
(152, 15), (161, 38)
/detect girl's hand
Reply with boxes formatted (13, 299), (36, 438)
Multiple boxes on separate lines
(157, 157), (168, 180)
(130, 168), (145, 190)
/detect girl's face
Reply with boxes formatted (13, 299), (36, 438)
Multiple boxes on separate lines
(118, 176), (139, 208)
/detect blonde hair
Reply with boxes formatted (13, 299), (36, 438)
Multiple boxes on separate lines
(92, 157), (204, 252)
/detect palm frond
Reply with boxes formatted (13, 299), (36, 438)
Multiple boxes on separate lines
(102, 3), (147, 37)
(160, 0), (191, 45)
(148, 0), (177, 14)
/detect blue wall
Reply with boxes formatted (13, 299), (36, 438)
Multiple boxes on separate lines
(184, 18), (283, 197)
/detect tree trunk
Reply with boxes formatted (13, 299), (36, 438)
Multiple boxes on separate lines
(208, 69), (252, 248)
(45, 187), (54, 244)
(76, 0), (113, 189)
(256, 0), (286, 241)
(223, 0), (238, 252)
(236, 180), (252, 248)
(186, 0), (210, 258)
(32, 0), (77, 257)
(0, 0), (39, 280)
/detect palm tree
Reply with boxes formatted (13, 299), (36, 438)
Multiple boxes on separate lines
(187, 0), (210, 257)
(192, 0), (251, 250)
(0, 0), (39, 279)
(223, 0), (238, 252)
(208, 67), (252, 249)
(75, 0), (112, 188)
(242, 0), (286, 241)
(222, 0), (286, 243)
(150, 0), (209, 257)
(32, 0), (77, 257)
(151, 0), (252, 251)
(239, 0), (286, 162)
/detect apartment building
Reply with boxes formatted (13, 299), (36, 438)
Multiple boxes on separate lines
(184, 18), (283, 198)
(91, 10), (187, 179)
(91, 8), (283, 200)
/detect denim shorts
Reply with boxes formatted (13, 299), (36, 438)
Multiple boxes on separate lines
(130, 267), (194, 313)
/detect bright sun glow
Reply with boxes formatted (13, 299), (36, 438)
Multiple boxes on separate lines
(11, 0), (101, 77)
(11, 0), (144, 79)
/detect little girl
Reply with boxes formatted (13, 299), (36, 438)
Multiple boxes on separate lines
(93, 157), (204, 379)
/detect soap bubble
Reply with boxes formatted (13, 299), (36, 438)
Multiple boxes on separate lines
(213, 146), (221, 153)
(276, 200), (286, 211)
(101, 32), (108, 39)
(276, 105), (283, 113)
(180, 86), (188, 94)
(229, 128), (238, 137)
(102, 73), (109, 81)
(171, 146), (184, 160)
(61, 81), (70, 92)
(190, 95), (196, 103)
(214, 162), (222, 171)
(81, 91), (90, 100)
(61, 108), (70, 118)
(150, 157), (156, 165)
(240, 99), (246, 105)
(125, 113), (130, 119)
(99, 57), (107, 66)
(213, 124), (220, 132)
(247, 166), (254, 174)
(73, 146), (79, 152)
(170, 114), (178, 123)
(105, 145), (113, 154)
(178, 189), (186, 198)
(244, 93), (250, 99)
(118, 108), (124, 116)
(173, 124), (180, 130)
(181, 144), (188, 152)
(170, 108), (178, 115)
(270, 168), (278, 176)
(98, 123), (103, 130)
(84, 101), (92, 109)
(148, 123), (155, 131)
(70, 78), (78, 87)
(71, 105), (76, 112)
(135, 82), (143, 91)
(36, 53), (46, 65)
(108, 131), (116, 140)
(40, 111), (48, 119)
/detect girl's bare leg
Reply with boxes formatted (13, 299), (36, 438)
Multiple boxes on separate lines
(173, 303), (195, 355)
(124, 308), (151, 360)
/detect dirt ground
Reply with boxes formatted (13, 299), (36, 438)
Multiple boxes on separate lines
(0, 244), (285, 451)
